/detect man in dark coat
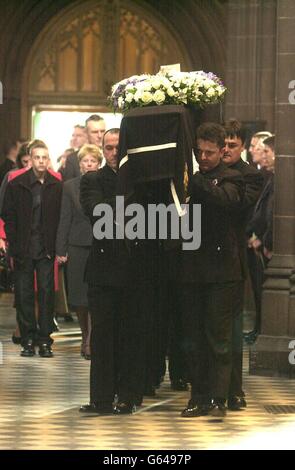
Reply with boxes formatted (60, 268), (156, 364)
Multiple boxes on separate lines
(223, 119), (263, 410)
(180, 123), (244, 418)
(61, 116), (105, 181)
(79, 128), (144, 415)
(2, 140), (62, 357)
(0, 140), (22, 185)
(246, 135), (275, 340)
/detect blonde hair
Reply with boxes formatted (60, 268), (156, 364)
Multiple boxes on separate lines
(78, 144), (102, 163)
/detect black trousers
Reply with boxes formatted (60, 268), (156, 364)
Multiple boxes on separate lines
(247, 248), (268, 333)
(228, 280), (244, 397)
(14, 257), (55, 346)
(168, 284), (188, 383)
(88, 284), (147, 407)
(181, 282), (235, 403)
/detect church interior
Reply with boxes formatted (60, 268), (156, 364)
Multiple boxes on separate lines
(0, 0), (295, 451)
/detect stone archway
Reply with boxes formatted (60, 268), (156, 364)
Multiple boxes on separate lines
(0, 0), (227, 151)
(21, 0), (193, 136)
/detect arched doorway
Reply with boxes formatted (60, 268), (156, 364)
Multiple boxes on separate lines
(21, 0), (192, 161)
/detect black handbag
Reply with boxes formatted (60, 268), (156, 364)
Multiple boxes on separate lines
(0, 252), (14, 292)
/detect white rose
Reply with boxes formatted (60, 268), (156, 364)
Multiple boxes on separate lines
(153, 89), (166, 104)
(141, 91), (153, 104)
(216, 85), (224, 95)
(125, 93), (134, 103)
(134, 91), (142, 102)
(167, 87), (175, 97)
(143, 81), (152, 91)
(193, 90), (201, 98)
(151, 77), (162, 89)
(160, 77), (171, 89)
(202, 79), (212, 89)
(178, 93), (188, 104)
(206, 87), (216, 97)
(186, 78), (195, 87)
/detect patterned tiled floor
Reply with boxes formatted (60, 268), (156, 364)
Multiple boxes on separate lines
(1, 293), (295, 450)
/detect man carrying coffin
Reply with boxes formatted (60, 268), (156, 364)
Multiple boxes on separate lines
(79, 129), (146, 415)
(180, 123), (244, 418)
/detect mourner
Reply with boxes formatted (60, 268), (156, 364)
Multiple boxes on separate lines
(56, 144), (103, 360)
(223, 119), (263, 409)
(179, 122), (244, 418)
(79, 128), (146, 415)
(2, 140), (62, 358)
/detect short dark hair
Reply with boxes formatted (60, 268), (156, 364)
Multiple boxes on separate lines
(102, 128), (120, 147)
(196, 122), (226, 149)
(4, 139), (18, 155)
(223, 119), (247, 145)
(16, 142), (29, 168)
(263, 135), (275, 151)
(85, 114), (105, 126)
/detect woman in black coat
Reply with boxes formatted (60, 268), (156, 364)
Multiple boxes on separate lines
(56, 144), (103, 359)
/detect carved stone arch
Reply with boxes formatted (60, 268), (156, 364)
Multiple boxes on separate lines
(21, 0), (193, 136)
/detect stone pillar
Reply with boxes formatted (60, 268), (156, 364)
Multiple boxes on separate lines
(225, 0), (276, 130)
(250, 0), (295, 377)
(100, 0), (120, 98)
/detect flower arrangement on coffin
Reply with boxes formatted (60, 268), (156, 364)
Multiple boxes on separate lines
(110, 70), (226, 113)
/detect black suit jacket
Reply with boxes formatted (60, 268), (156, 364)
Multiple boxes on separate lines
(0, 159), (15, 186)
(246, 173), (274, 251)
(56, 176), (93, 256)
(179, 162), (244, 283)
(80, 165), (131, 286)
(60, 151), (80, 181)
(230, 159), (263, 278)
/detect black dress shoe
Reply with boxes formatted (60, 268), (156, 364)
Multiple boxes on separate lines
(64, 314), (74, 322)
(228, 395), (247, 411)
(113, 402), (136, 415)
(39, 344), (53, 358)
(12, 335), (22, 345)
(52, 316), (59, 332)
(181, 401), (210, 418)
(143, 386), (156, 397)
(79, 403), (113, 414)
(244, 330), (258, 344)
(20, 341), (35, 357)
(171, 379), (189, 391)
(209, 401), (227, 418)
(134, 397), (143, 407)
